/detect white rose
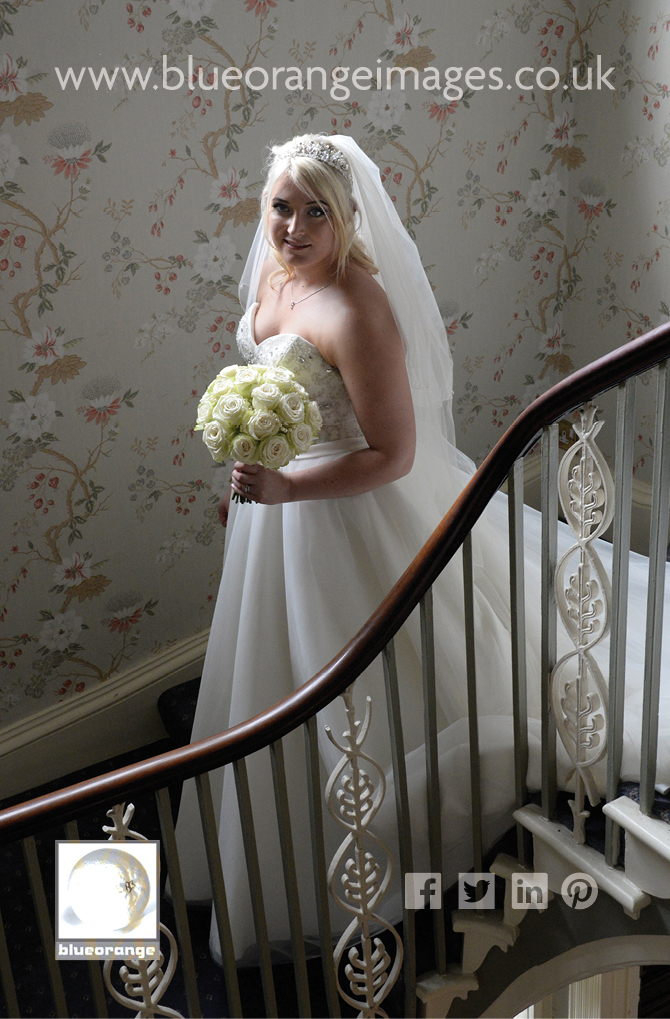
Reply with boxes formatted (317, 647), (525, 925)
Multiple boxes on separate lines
(251, 382), (282, 410)
(195, 394), (215, 430)
(258, 434), (292, 469)
(234, 365), (263, 395)
(229, 433), (259, 464)
(236, 366), (262, 383)
(288, 422), (314, 453)
(213, 394), (247, 428)
(247, 409), (281, 440)
(276, 392), (305, 425)
(263, 367), (293, 386)
(202, 420), (229, 462)
(210, 376), (236, 396)
(306, 400), (322, 433)
(219, 364), (239, 379)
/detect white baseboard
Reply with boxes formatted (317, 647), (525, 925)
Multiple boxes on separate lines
(0, 629), (209, 801)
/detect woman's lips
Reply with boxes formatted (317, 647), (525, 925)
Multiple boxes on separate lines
(284, 239), (310, 249)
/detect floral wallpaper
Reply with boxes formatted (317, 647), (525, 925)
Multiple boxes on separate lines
(0, 0), (668, 733)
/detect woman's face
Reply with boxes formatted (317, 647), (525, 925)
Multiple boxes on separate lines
(267, 171), (337, 276)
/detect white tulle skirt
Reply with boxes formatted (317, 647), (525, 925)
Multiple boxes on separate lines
(174, 437), (670, 962)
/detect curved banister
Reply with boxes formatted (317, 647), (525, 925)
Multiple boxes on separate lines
(1, 321), (669, 843)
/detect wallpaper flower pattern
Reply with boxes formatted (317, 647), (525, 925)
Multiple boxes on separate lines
(0, 0), (668, 730)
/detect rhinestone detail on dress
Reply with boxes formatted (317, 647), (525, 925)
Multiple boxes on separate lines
(236, 304), (363, 444)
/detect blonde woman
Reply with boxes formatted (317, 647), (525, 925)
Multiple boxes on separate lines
(177, 133), (670, 966)
(220, 138), (416, 515)
(175, 133), (524, 963)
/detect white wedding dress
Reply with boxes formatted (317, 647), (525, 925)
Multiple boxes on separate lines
(175, 301), (670, 964)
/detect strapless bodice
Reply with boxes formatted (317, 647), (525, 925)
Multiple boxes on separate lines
(236, 303), (363, 444)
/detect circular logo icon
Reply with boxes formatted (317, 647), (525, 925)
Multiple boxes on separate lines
(561, 872), (598, 910)
(68, 847), (151, 931)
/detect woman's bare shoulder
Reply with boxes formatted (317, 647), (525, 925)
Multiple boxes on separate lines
(325, 265), (398, 347)
(340, 262), (387, 305)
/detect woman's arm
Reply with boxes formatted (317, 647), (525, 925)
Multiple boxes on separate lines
(230, 281), (415, 504)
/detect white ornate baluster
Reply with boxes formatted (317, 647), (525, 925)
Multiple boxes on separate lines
(325, 688), (403, 1018)
(103, 924), (181, 1019)
(553, 404), (614, 842)
(102, 803), (184, 1019)
(103, 803), (150, 844)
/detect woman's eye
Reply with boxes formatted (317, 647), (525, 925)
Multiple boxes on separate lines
(309, 207), (326, 217)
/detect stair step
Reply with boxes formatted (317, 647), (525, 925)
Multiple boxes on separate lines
(604, 795), (670, 898)
(157, 676), (201, 746)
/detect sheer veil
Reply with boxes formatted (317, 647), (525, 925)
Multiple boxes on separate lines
(173, 136), (670, 970)
(239, 133), (471, 526)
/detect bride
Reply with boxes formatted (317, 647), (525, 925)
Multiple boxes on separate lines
(174, 134), (669, 962)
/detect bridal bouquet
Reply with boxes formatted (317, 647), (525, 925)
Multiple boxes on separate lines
(195, 364), (322, 491)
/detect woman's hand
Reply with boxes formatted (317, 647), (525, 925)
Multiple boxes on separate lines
(218, 486), (232, 528)
(231, 462), (292, 505)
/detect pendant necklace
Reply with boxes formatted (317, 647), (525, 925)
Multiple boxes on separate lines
(290, 275), (334, 310)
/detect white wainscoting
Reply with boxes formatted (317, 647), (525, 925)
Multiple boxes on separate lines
(0, 629), (209, 800)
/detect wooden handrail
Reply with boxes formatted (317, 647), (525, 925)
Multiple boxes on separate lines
(1, 321), (669, 843)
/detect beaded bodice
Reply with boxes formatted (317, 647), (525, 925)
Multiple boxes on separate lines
(236, 303), (363, 444)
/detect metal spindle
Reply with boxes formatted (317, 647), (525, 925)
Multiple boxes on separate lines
(606, 378), (636, 864)
(508, 457), (529, 865)
(269, 738), (311, 1017)
(194, 772), (243, 1018)
(233, 757), (278, 1017)
(382, 639), (416, 1019)
(462, 534), (483, 874)
(155, 786), (202, 1019)
(22, 835), (68, 1018)
(0, 898), (19, 1019)
(640, 361), (670, 813)
(65, 819), (108, 1018)
(420, 589), (447, 975)
(541, 423), (559, 819)
(304, 717), (340, 1018)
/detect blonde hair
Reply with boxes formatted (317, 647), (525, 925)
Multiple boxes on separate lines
(261, 134), (377, 288)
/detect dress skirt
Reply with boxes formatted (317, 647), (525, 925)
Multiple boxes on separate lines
(174, 436), (670, 962)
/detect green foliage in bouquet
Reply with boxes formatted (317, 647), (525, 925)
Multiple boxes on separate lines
(195, 364), (322, 472)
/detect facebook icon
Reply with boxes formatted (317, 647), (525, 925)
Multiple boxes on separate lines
(405, 873), (442, 909)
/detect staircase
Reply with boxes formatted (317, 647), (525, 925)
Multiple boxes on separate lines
(1, 320), (670, 1018)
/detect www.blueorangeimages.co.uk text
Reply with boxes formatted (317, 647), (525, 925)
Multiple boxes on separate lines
(54, 55), (616, 101)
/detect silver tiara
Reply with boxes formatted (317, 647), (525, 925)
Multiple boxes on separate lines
(286, 139), (353, 190)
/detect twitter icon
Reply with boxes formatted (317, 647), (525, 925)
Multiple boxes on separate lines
(458, 872), (496, 909)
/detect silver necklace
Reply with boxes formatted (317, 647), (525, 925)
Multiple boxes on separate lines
(290, 275), (334, 310)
